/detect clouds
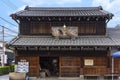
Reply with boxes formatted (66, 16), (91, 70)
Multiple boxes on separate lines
(92, 0), (120, 27)
(92, 0), (120, 12)
(22, 0), (81, 6)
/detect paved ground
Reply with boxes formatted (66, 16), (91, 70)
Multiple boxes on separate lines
(30, 77), (83, 80)
(0, 75), (82, 80)
(0, 74), (9, 80)
(0, 74), (119, 80)
(29, 77), (119, 80)
(30, 75), (120, 80)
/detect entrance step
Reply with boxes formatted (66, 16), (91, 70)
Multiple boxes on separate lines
(29, 77), (81, 80)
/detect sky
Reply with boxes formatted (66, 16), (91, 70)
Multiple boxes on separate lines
(0, 0), (120, 42)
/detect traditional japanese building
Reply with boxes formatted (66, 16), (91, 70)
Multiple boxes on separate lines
(8, 6), (120, 78)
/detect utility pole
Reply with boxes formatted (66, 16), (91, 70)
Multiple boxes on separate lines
(1, 26), (5, 66)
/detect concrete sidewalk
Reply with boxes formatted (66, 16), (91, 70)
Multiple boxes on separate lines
(0, 74), (9, 80)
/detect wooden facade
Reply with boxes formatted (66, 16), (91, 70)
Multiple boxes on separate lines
(13, 49), (120, 77)
(9, 6), (120, 78)
(20, 21), (106, 35)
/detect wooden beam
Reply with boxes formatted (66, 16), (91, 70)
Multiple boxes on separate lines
(50, 47), (59, 50)
(95, 47), (107, 50)
(16, 46), (27, 50)
(39, 47), (46, 50)
(96, 17), (99, 21)
(27, 17), (30, 21)
(28, 46), (38, 50)
(78, 17), (80, 21)
(87, 18), (90, 21)
(38, 17), (41, 21)
(48, 17), (51, 21)
(47, 46), (49, 50)
(107, 47), (111, 68)
(59, 18), (61, 21)
(69, 17), (71, 21)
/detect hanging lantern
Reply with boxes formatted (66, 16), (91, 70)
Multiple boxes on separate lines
(63, 24), (66, 31)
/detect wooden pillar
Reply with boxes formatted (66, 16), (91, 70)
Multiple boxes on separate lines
(107, 48), (111, 68)
(80, 56), (83, 75)
(14, 49), (18, 64)
(107, 47), (111, 74)
(80, 51), (84, 75)
(59, 55), (61, 77)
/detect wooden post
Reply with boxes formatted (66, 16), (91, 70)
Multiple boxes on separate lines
(14, 49), (18, 64)
(107, 47), (111, 68)
(59, 55), (61, 77)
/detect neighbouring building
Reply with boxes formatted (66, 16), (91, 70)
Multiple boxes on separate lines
(8, 6), (120, 78)
(0, 42), (14, 65)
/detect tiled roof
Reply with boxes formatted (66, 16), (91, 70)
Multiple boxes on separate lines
(9, 28), (120, 47)
(9, 36), (115, 46)
(106, 28), (120, 46)
(13, 6), (113, 18)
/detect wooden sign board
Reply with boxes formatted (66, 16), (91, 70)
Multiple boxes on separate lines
(51, 26), (78, 38)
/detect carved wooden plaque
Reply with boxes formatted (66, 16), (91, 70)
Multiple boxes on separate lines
(51, 26), (78, 38)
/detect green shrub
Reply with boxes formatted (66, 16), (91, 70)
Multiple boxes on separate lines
(0, 65), (15, 75)
(10, 64), (14, 72)
(0, 66), (10, 75)
(0, 67), (2, 75)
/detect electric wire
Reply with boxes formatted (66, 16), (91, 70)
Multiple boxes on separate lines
(1, 0), (17, 10)
(0, 24), (18, 34)
(0, 17), (18, 27)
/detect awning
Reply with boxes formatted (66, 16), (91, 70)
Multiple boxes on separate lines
(9, 36), (117, 47)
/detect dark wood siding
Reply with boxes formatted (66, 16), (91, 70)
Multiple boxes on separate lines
(110, 58), (120, 74)
(30, 22), (51, 35)
(17, 56), (39, 76)
(96, 21), (106, 35)
(20, 21), (31, 35)
(83, 56), (107, 75)
(19, 21), (106, 35)
(60, 57), (81, 77)
(15, 50), (120, 77)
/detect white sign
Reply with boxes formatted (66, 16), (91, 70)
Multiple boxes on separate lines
(84, 59), (94, 66)
(17, 61), (29, 73)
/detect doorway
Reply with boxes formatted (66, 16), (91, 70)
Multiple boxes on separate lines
(40, 57), (59, 77)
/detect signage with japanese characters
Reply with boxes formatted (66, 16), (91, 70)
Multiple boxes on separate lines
(17, 60), (29, 73)
(84, 59), (94, 66)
